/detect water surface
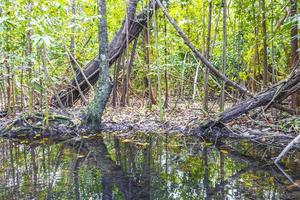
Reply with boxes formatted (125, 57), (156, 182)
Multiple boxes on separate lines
(0, 132), (299, 199)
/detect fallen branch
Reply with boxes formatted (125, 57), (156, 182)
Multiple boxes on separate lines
(275, 133), (300, 163)
(189, 70), (300, 135)
(53, 0), (156, 107)
(156, 0), (252, 97)
(216, 71), (300, 124)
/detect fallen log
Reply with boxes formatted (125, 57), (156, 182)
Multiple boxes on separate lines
(1, 106), (299, 150)
(53, 0), (156, 107)
(156, 0), (300, 130)
(153, 0), (300, 133)
(190, 69), (300, 134)
(217, 71), (300, 123)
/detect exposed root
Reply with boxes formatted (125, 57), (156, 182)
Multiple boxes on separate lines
(0, 111), (77, 139)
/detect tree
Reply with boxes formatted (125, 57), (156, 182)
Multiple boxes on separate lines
(25, 0), (34, 113)
(203, 0), (212, 112)
(69, 0), (77, 73)
(85, 0), (112, 128)
(1, 0), (300, 138)
(220, 0), (227, 111)
(261, 0), (268, 88)
(290, 0), (299, 112)
(53, 0), (145, 107)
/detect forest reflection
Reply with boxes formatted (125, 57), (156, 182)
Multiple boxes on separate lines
(0, 133), (299, 200)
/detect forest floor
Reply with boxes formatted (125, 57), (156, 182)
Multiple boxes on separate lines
(99, 99), (299, 145)
(1, 98), (299, 149)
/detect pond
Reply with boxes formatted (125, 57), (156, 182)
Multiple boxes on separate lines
(0, 132), (299, 200)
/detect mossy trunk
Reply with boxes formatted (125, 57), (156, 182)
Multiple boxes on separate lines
(85, 0), (112, 128)
(85, 73), (112, 128)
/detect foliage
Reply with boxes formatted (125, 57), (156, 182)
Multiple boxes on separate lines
(0, 0), (298, 112)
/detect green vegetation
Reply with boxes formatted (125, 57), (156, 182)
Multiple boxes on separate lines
(0, 0), (298, 117)
(0, 1), (299, 198)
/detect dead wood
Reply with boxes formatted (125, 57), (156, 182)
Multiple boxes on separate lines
(190, 70), (300, 135)
(1, 107), (299, 152)
(156, 0), (252, 97)
(156, 0), (300, 136)
(272, 103), (297, 115)
(53, 0), (156, 107)
(275, 133), (300, 163)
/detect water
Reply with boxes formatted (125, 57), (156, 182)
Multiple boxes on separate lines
(0, 132), (299, 200)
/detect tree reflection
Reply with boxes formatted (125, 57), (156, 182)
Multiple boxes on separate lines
(0, 133), (298, 199)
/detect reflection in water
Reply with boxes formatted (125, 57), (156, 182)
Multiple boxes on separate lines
(0, 133), (299, 199)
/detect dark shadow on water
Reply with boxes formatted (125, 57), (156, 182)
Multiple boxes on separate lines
(0, 132), (299, 199)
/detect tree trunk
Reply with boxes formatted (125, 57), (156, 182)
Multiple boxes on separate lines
(270, 0), (275, 84)
(202, 71), (300, 129)
(220, 0), (227, 111)
(163, 15), (169, 108)
(143, 10), (156, 106)
(85, 0), (112, 128)
(112, 57), (121, 107)
(5, 59), (12, 113)
(69, 0), (77, 73)
(219, 73), (300, 123)
(156, 0), (252, 98)
(262, 0), (268, 88)
(40, 44), (49, 126)
(252, 0), (260, 93)
(26, 0), (33, 113)
(120, 35), (139, 107)
(290, 0), (300, 112)
(153, 0), (164, 120)
(203, 0), (212, 111)
(53, 0), (156, 107)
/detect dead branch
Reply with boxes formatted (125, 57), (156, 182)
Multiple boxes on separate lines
(156, 0), (252, 97)
(189, 70), (300, 136)
(275, 133), (300, 163)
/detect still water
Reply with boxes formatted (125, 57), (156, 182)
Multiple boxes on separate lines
(0, 132), (299, 200)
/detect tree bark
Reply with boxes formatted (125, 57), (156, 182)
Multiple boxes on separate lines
(120, 35), (139, 107)
(143, 13), (156, 106)
(251, 0), (260, 93)
(53, 0), (156, 107)
(5, 59), (12, 113)
(156, 0), (252, 98)
(163, 15), (169, 108)
(214, 71), (300, 125)
(262, 0), (268, 88)
(153, 0), (164, 120)
(203, 0), (212, 111)
(290, 0), (300, 112)
(220, 0), (227, 111)
(112, 57), (121, 107)
(69, 0), (78, 73)
(85, 0), (112, 128)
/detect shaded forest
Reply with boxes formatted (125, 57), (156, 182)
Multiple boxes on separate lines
(0, 0), (299, 180)
(0, 0), (300, 199)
